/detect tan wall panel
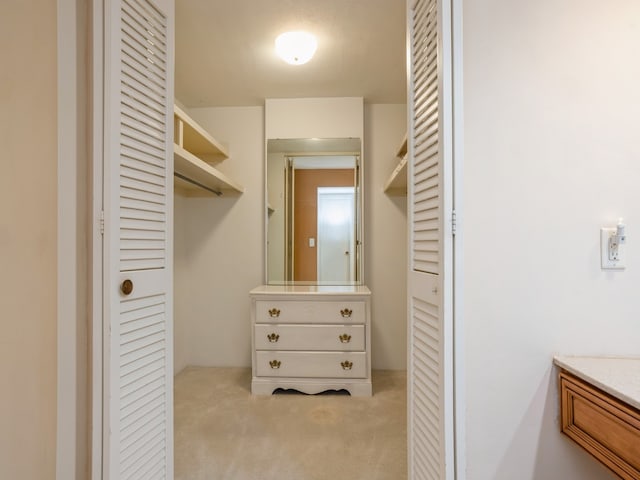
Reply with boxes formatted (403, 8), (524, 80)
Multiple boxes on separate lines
(0, 1), (57, 478)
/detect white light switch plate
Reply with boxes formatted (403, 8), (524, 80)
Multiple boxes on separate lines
(601, 227), (625, 270)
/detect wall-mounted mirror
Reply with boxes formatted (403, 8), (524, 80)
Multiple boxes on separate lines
(267, 137), (362, 285)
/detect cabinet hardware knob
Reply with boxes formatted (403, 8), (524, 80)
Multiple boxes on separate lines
(120, 279), (133, 295)
(339, 334), (352, 343)
(341, 361), (353, 370)
(269, 360), (281, 369)
(340, 308), (353, 318)
(268, 308), (281, 318)
(267, 333), (280, 343)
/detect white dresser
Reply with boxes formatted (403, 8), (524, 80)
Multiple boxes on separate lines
(250, 285), (372, 396)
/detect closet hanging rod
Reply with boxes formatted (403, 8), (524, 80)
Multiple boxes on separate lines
(174, 172), (222, 196)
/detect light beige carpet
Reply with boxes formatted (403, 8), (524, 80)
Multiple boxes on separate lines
(174, 367), (407, 480)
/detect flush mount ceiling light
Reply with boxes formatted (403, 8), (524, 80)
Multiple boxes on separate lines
(275, 31), (318, 65)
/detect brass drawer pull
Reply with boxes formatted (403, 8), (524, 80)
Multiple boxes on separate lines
(269, 360), (281, 369)
(267, 333), (280, 343)
(339, 334), (352, 344)
(340, 308), (353, 318)
(341, 361), (353, 370)
(268, 308), (281, 318)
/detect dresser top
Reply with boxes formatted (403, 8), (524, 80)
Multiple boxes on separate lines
(250, 284), (371, 296)
(554, 356), (640, 410)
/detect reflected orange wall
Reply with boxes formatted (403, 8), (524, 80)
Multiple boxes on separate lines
(293, 169), (354, 281)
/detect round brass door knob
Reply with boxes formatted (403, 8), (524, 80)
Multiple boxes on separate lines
(121, 279), (133, 295)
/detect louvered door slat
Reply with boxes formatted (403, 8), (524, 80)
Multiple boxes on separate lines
(120, 185), (164, 204)
(122, 124), (164, 153)
(120, 166), (166, 191)
(123, 0), (166, 33)
(121, 207), (165, 222)
(121, 382), (165, 424)
(122, 105), (165, 137)
(122, 94), (165, 124)
(121, 196), (165, 213)
(122, 144), (165, 170)
(120, 229), (165, 242)
(121, 83), (165, 117)
(121, 62), (166, 104)
(121, 11), (166, 57)
(120, 167), (165, 189)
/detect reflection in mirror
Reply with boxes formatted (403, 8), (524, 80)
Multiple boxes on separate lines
(267, 138), (362, 285)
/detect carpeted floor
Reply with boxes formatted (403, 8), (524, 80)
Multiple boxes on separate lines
(174, 367), (407, 480)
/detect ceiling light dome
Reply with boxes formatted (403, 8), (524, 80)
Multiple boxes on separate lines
(275, 31), (318, 65)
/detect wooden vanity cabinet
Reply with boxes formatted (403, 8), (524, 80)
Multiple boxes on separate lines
(559, 371), (640, 479)
(250, 285), (372, 396)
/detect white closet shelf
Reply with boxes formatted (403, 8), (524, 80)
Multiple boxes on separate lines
(383, 155), (407, 195)
(384, 133), (408, 195)
(395, 133), (408, 158)
(174, 104), (229, 160)
(173, 103), (244, 196)
(174, 145), (244, 195)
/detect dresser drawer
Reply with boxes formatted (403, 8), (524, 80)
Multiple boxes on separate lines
(256, 351), (367, 378)
(255, 324), (365, 351)
(255, 300), (365, 324)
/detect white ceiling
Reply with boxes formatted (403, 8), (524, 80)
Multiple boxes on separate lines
(175, 0), (407, 108)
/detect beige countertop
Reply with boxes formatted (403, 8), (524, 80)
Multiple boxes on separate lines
(554, 355), (640, 410)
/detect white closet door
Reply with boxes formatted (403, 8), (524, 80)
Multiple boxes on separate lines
(103, 0), (174, 478)
(407, 0), (455, 478)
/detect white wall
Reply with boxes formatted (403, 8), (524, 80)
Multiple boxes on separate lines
(174, 106), (264, 371)
(174, 103), (407, 371)
(365, 104), (407, 370)
(265, 97), (363, 139)
(462, 0), (640, 478)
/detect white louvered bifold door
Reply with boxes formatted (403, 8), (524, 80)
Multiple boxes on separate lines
(103, 0), (174, 478)
(407, 0), (454, 479)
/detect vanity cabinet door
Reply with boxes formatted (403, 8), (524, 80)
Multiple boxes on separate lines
(560, 372), (640, 479)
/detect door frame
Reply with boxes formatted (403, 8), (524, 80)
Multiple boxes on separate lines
(56, 0), (96, 478)
(56, 1), (466, 478)
(90, 0), (105, 476)
(451, 0), (465, 476)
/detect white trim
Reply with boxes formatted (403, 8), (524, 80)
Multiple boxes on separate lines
(57, 0), (78, 475)
(57, 0), (88, 478)
(451, 0), (466, 477)
(440, 0), (456, 475)
(405, 3), (413, 476)
(90, 0), (105, 478)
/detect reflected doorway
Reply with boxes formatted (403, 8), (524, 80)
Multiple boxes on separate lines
(317, 187), (356, 283)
